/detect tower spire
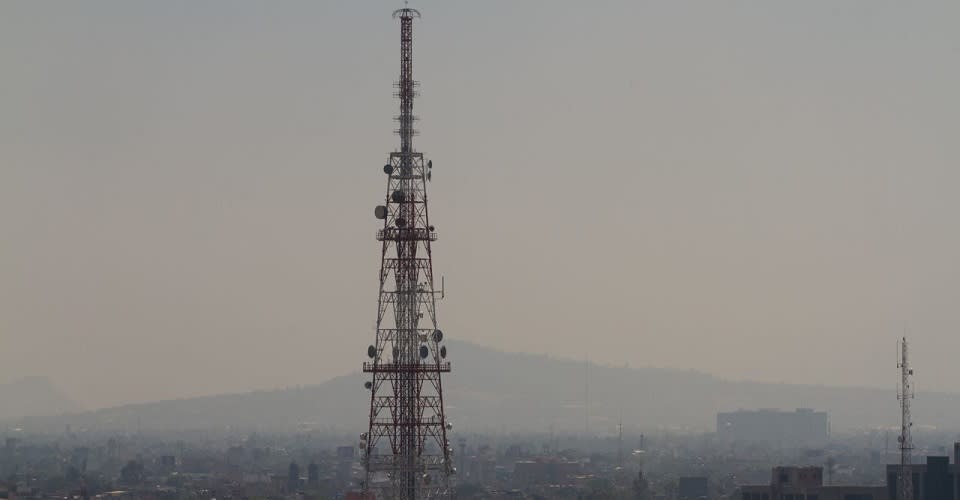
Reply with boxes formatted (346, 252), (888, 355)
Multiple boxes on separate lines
(394, 7), (419, 154)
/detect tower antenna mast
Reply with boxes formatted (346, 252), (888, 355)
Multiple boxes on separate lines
(897, 336), (914, 500)
(361, 7), (453, 499)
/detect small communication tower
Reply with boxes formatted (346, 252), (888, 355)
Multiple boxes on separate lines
(897, 337), (914, 500)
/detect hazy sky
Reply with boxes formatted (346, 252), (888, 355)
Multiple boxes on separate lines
(2, 1), (958, 409)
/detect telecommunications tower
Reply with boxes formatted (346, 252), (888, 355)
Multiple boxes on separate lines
(360, 7), (454, 499)
(897, 336), (914, 500)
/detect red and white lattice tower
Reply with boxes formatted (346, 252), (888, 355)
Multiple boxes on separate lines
(897, 336), (914, 500)
(360, 7), (453, 499)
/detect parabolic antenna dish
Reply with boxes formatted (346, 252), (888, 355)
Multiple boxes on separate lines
(374, 205), (387, 220)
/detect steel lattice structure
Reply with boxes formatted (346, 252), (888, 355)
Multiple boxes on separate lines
(361, 8), (453, 500)
(897, 336), (914, 500)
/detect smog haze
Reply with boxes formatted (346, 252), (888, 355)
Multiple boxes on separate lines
(2, 1), (959, 409)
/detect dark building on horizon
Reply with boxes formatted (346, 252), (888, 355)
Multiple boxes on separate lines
(718, 408), (828, 448)
(741, 443), (960, 500)
(740, 466), (886, 500)
(680, 477), (710, 500)
(308, 462), (320, 487)
(886, 454), (959, 500)
(288, 461), (301, 491)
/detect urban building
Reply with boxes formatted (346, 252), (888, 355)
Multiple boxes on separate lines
(718, 409), (828, 448)
(680, 476), (710, 500)
(885, 454), (959, 500)
(740, 466), (887, 500)
(512, 458), (581, 486)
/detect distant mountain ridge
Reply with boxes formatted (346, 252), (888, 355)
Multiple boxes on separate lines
(5, 342), (960, 433)
(0, 376), (80, 419)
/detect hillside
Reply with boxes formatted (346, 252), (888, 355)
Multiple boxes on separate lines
(6, 342), (959, 433)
